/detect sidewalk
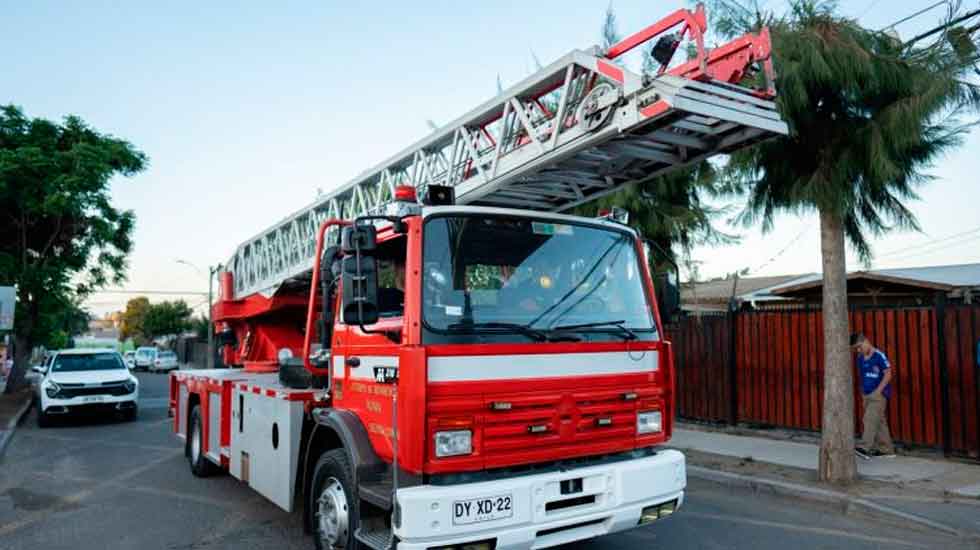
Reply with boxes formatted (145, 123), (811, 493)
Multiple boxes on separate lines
(0, 377), (35, 457)
(671, 423), (980, 539)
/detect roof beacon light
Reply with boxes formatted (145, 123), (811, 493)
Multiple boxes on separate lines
(598, 206), (630, 225)
(394, 185), (418, 202)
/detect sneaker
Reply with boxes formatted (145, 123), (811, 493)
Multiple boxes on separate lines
(872, 450), (896, 458)
(855, 447), (872, 460)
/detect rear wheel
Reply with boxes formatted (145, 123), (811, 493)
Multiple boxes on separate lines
(310, 449), (359, 550)
(187, 404), (220, 477)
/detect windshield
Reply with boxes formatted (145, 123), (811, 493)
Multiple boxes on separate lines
(422, 214), (657, 343)
(52, 353), (126, 372)
(136, 348), (156, 358)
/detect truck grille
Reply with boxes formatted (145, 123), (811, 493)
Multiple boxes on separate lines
(481, 388), (639, 459)
(58, 381), (131, 398)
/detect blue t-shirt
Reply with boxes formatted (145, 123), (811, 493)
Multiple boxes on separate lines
(856, 349), (891, 398)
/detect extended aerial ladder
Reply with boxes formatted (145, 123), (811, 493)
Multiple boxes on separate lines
(227, 4), (788, 300)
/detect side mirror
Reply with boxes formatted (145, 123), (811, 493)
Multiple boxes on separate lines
(340, 224), (379, 327)
(341, 254), (379, 326)
(643, 238), (681, 324)
(655, 271), (681, 323)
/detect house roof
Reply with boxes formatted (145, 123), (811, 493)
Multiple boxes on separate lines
(681, 274), (806, 305)
(771, 262), (980, 295)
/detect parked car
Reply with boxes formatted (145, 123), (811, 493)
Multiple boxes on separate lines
(150, 350), (178, 373)
(123, 350), (136, 370)
(133, 347), (157, 371)
(33, 348), (138, 427)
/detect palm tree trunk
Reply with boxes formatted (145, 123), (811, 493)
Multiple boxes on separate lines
(818, 208), (856, 483)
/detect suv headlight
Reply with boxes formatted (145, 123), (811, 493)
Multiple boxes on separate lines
(435, 430), (472, 457)
(45, 381), (62, 399)
(123, 379), (137, 393)
(637, 410), (663, 434)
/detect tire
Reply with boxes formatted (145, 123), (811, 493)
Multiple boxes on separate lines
(310, 449), (359, 550)
(187, 404), (220, 477)
(36, 402), (50, 428)
(124, 405), (138, 422)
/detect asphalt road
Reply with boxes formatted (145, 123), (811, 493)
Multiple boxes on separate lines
(0, 372), (964, 550)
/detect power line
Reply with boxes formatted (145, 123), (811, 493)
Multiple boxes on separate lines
(880, 1), (950, 31)
(746, 225), (811, 275)
(875, 233), (980, 264)
(89, 289), (207, 296)
(874, 225), (980, 259)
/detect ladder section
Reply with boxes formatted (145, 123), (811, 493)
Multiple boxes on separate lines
(229, 5), (788, 299)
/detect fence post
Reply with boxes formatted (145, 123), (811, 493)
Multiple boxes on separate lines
(935, 292), (952, 457)
(727, 300), (739, 425)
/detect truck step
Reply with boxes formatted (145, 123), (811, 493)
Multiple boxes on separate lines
(354, 526), (392, 550)
(359, 479), (393, 511)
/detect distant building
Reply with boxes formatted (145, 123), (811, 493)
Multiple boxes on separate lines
(682, 262), (980, 312)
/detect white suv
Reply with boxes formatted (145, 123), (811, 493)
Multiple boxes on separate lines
(133, 347), (157, 371)
(34, 348), (139, 427)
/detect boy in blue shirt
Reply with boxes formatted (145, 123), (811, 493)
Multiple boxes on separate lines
(851, 333), (895, 459)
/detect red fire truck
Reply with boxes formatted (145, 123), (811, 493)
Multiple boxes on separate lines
(169, 5), (786, 549)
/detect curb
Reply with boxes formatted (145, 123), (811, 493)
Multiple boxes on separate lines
(0, 392), (35, 458)
(688, 465), (968, 539)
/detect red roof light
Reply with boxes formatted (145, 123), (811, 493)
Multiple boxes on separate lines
(394, 185), (417, 202)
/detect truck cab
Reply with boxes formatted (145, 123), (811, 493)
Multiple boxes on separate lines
(305, 203), (684, 549)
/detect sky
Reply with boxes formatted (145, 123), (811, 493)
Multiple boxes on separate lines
(2, 0), (978, 317)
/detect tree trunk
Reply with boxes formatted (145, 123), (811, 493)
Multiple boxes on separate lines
(5, 332), (31, 394)
(818, 208), (856, 483)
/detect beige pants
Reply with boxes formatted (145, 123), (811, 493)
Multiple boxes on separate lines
(861, 393), (894, 453)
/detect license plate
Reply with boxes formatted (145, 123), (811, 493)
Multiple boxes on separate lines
(82, 396), (104, 403)
(452, 494), (513, 525)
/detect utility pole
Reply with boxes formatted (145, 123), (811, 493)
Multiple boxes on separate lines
(207, 264), (221, 370)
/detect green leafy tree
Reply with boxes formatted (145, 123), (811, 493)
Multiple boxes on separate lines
(119, 296), (151, 344)
(190, 314), (210, 340)
(143, 300), (193, 341)
(0, 105), (146, 393)
(709, 0), (980, 482)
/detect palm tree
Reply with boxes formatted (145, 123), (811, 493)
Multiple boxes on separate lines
(710, 0), (980, 482)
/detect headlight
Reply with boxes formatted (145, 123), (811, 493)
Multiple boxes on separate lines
(123, 380), (137, 393)
(435, 430), (472, 458)
(45, 381), (62, 399)
(637, 410), (663, 435)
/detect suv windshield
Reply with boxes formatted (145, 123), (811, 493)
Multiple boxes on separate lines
(422, 214), (657, 343)
(52, 353), (126, 372)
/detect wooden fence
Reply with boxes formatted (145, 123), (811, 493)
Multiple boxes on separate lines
(667, 302), (980, 460)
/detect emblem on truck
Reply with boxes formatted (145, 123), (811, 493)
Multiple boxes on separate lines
(373, 366), (398, 384)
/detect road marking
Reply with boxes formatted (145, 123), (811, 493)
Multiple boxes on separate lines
(683, 511), (940, 547)
(0, 450), (182, 537)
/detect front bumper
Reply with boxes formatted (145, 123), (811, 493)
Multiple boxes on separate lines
(41, 392), (138, 414)
(395, 449), (685, 550)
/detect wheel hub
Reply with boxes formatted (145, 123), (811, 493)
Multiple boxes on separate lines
(316, 477), (350, 548)
(191, 418), (201, 462)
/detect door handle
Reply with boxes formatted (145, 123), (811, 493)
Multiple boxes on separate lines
(346, 357), (361, 368)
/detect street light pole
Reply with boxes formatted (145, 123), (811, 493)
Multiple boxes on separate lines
(176, 259), (220, 369)
(207, 264), (222, 370)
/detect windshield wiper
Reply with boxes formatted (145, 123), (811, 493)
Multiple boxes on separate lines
(445, 321), (548, 342)
(549, 320), (638, 341)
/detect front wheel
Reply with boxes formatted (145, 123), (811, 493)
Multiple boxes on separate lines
(310, 449), (359, 550)
(36, 402), (51, 428)
(187, 404), (220, 477)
